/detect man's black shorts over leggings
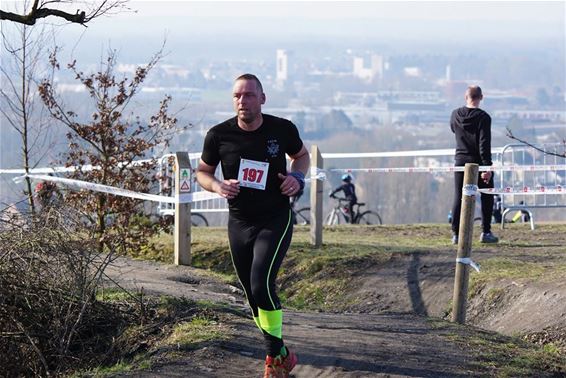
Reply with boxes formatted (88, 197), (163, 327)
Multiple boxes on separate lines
(227, 209), (293, 312)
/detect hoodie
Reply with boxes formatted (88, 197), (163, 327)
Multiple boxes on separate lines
(450, 106), (492, 166)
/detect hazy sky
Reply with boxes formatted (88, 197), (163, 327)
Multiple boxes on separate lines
(36, 1), (561, 62)
(1, 1), (564, 63)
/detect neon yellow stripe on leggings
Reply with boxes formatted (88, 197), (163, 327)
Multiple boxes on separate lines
(266, 209), (292, 309)
(258, 308), (283, 339)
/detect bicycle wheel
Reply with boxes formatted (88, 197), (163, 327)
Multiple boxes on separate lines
(191, 213), (209, 227)
(325, 209), (340, 225)
(295, 207), (311, 225)
(357, 210), (382, 225)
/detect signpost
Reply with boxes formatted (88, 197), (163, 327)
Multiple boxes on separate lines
(174, 152), (191, 265)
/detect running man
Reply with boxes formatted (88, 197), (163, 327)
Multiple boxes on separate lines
(196, 74), (310, 377)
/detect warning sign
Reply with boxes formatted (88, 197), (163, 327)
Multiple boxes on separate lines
(180, 169), (191, 193)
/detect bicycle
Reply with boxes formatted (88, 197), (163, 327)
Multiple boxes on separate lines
(191, 213), (209, 227)
(290, 191), (311, 225)
(325, 197), (382, 225)
(162, 212), (209, 227)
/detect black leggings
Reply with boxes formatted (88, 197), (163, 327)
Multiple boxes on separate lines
(227, 209), (293, 314)
(451, 171), (494, 234)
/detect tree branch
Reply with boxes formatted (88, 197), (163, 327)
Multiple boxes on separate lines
(506, 127), (566, 158)
(0, 8), (85, 26)
(1, 1), (129, 26)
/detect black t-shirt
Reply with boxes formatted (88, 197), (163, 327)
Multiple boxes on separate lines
(201, 114), (304, 219)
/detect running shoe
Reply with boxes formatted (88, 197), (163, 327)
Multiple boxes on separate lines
(480, 232), (499, 244)
(264, 349), (297, 378)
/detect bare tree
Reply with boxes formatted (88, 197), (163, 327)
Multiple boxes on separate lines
(0, 21), (57, 213)
(38, 48), (185, 252)
(0, 0), (129, 26)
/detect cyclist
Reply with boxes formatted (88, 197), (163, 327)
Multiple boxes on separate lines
(329, 173), (357, 224)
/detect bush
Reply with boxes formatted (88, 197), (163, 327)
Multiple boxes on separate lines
(0, 206), (122, 375)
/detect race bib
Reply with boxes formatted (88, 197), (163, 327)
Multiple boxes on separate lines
(237, 158), (269, 190)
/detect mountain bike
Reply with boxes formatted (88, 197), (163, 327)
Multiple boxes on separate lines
(325, 197), (382, 225)
(162, 212), (209, 227)
(290, 191), (311, 225)
(191, 213), (209, 227)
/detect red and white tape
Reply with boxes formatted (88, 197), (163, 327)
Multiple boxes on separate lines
(330, 164), (565, 174)
(478, 186), (564, 195)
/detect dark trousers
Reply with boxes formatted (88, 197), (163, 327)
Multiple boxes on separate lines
(227, 209), (293, 356)
(451, 171), (494, 234)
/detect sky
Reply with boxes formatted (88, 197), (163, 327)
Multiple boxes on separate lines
(35, 0), (563, 62)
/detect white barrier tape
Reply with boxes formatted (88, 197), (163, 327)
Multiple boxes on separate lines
(462, 184), (478, 197)
(456, 257), (481, 273)
(329, 164), (565, 174)
(479, 186), (565, 195)
(13, 174), (221, 204)
(0, 154), (203, 175)
(309, 167), (327, 181)
(1, 165), (99, 175)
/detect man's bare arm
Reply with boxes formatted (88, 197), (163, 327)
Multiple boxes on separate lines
(289, 145), (310, 176)
(195, 160), (240, 199)
(278, 145), (310, 196)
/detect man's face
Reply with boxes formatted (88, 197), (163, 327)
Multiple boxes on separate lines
(232, 79), (265, 124)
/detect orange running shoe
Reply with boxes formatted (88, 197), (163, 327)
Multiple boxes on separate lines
(263, 349), (297, 378)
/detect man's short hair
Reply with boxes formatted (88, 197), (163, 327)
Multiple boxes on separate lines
(235, 73), (263, 93)
(466, 85), (483, 100)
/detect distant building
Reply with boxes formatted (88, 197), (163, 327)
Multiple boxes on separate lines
(403, 67), (421, 77)
(276, 49), (288, 84)
(493, 109), (565, 123)
(353, 54), (383, 82)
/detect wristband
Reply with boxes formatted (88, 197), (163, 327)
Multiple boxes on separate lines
(288, 171), (305, 191)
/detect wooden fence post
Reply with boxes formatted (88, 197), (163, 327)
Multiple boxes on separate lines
(174, 152), (192, 266)
(310, 145), (323, 247)
(451, 163), (479, 324)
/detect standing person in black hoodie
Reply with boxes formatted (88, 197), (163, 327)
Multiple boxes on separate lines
(450, 85), (499, 244)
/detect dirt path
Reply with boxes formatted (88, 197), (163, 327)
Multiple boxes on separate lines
(106, 258), (476, 377)
(104, 223), (566, 377)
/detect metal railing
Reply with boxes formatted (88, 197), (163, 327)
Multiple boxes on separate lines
(498, 143), (565, 229)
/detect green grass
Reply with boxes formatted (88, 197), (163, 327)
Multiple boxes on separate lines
(71, 355), (151, 377)
(165, 315), (226, 349)
(96, 287), (141, 302)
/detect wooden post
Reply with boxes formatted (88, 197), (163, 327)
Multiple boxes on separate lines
(310, 145), (323, 247)
(174, 152), (192, 266)
(451, 163), (479, 324)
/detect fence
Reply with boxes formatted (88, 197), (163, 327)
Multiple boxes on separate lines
(498, 143), (565, 229)
(154, 144), (565, 227)
(157, 153), (229, 217)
